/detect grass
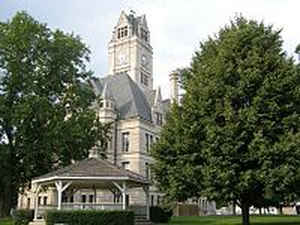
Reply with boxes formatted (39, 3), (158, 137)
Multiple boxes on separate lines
(0, 218), (13, 225)
(1, 216), (299, 225)
(158, 216), (300, 225)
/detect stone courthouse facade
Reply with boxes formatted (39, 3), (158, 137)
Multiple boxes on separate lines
(88, 10), (174, 205)
(18, 11), (178, 209)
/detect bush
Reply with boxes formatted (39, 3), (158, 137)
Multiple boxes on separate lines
(12, 209), (34, 225)
(45, 210), (134, 225)
(150, 206), (172, 223)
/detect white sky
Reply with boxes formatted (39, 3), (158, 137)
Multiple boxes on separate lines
(1, 0), (299, 98)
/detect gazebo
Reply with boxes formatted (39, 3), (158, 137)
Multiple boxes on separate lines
(31, 157), (150, 221)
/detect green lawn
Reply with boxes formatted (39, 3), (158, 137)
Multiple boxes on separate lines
(0, 218), (13, 225)
(158, 216), (300, 225)
(1, 216), (300, 225)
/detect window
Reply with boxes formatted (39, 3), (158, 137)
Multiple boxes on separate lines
(157, 196), (160, 205)
(38, 197), (41, 206)
(122, 161), (130, 170)
(81, 195), (86, 203)
(126, 194), (130, 207)
(151, 195), (154, 206)
(145, 133), (149, 152)
(89, 195), (94, 203)
(70, 195), (74, 203)
(141, 28), (148, 42)
(145, 133), (153, 152)
(122, 132), (130, 152)
(43, 196), (48, 205)
(145, 162), (150, 179)
(27, 198), (30, 209)
(155, 112), (163, 125)
(117, 26), (128, 39)
(114, 193), (121, 203)
(140, 72), (148, 86)
(62, 192), (68, 202)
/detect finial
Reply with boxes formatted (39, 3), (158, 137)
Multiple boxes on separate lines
(154, 86), (162, 106)
(129, 9), (136, 16)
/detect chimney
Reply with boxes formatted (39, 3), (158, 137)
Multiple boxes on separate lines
(169, 71), (179, 104)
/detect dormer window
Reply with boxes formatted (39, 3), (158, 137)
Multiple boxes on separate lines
(155, 112), (163, 126)
(117, 26), (128, 39)
(141, 28), (148, 42)
(140, 72), (148, 86)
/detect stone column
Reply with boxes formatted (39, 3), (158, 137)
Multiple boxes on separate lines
(169, 71), (179, 104)
(143, 186), (150, 220)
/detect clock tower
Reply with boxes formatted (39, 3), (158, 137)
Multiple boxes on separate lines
(108, 11), (153, 91)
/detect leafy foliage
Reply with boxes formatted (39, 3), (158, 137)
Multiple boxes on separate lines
(11, 209), (34, 225)
(152, 16), (300, 225)
(151, 103), (204, 203)
(0, 12), (110, 216)
(45, 210), (134, 225)
(149, 206), (173, 223)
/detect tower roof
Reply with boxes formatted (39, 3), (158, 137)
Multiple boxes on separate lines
(115, 10), (149, 38)
(154, 86), (162, 106)
(91, 73), (153, 121)
(101, 83), (114, 100)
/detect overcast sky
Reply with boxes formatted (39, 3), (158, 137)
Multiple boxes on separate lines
(1, 0), (299, 98)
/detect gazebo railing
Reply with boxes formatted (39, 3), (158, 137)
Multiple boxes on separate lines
(37, 203), (123, 218)
(61, 203), (123, 210)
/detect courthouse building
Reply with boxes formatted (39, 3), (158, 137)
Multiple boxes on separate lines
(18, 10), (179, 210)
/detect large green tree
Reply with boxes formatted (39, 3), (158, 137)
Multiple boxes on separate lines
(0, 12), (110, 217)
(152, 17), (300, 225)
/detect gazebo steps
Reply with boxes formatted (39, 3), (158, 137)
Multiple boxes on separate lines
(135, 216), (152, 225)
(29, 219), (46, 225)
(135, 220), (152, 225)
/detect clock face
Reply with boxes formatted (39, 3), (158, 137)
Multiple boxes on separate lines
(117, 52), (128, 65)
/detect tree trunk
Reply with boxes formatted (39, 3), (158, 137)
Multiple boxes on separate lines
(0, 188), (13, 218)
(259, 208), (262, 215)
(233, 201), (236, 216)
(241, 202), (250, 225)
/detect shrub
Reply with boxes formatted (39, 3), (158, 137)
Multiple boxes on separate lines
(12, 209), (34, 225)
(45, 210), (134, 225)
(150, 206), (172, 223)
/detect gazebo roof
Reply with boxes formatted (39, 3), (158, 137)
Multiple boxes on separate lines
(32, 157), (149, 186)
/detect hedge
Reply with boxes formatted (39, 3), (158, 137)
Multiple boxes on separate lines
(150, 206), (172, 223)
(45, 210), (134, 225)
(12, 209), (34, 225)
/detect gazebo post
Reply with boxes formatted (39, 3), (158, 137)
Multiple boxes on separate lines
(93, 187), (97, 204)
(55, 181), (63, 210)
(143, 186), (150, 220)
(122, 181), (127, 210)
(112, 181), (127, 210)
(55, 181), (72, 210)
(33, 184), (41, 220)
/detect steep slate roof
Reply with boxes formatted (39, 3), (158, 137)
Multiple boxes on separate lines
(126, 13), (147, 36)
(91, 73), (152, 121)
(32, 157), (149, 185)
(162, 99), (171, 115)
